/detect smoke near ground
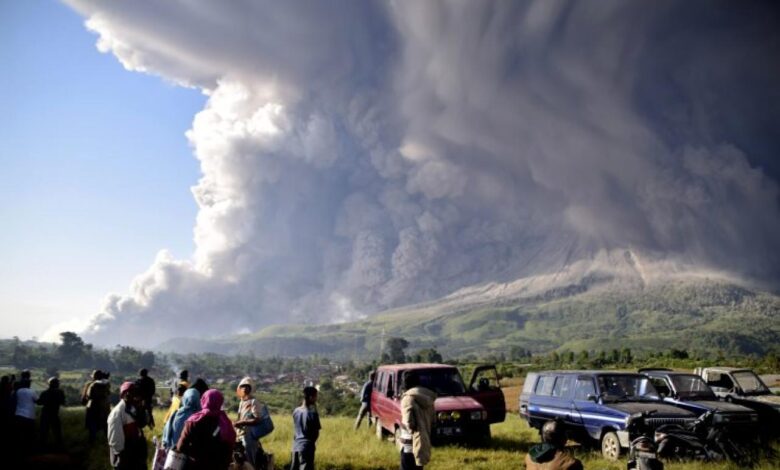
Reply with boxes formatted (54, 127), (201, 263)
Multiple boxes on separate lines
(62, 0), (780, 347)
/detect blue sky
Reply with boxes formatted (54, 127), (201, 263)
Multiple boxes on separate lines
(0, 0), (205, 339)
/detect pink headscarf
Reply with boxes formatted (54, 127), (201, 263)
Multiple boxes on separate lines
(187, 389), (236, 443)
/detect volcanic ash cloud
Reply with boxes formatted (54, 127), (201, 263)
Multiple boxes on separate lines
(63, 0), (780, 347)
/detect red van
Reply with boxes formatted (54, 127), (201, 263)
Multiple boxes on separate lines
(371, 363), (506, 443)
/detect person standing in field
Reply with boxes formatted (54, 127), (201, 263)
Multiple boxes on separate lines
(191, 377), (209, 396)
(399, 371), (436, 470)
(13, 372), (38, 460)
(0, 375), (13, 452)
(234, 377), (267, 467)
(162, 388), (200, 449)
(290, 386), (321, 470)
(83, 370), (111, 443)
(179, 370), (190, 388)
(107, 382), (147, 470)
(38, 377), (66, 450)
(136, 369), (156, 429)
(353, 371), (376, 430)
(163, 383), (187, 427)
(177, 389), (235, 470)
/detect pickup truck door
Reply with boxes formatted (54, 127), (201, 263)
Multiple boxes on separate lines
(467, 365), (506, 423)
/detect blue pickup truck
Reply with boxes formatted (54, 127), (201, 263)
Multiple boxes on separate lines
(519, 370), (696, 460)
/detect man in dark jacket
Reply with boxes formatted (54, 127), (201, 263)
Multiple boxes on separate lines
(353, 371), (375, 430)
(525, 420), (583, 470)
(38, 377), (66, 450)
(136, 369), (156, 429)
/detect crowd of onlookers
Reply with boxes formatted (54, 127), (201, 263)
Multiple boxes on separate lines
(0, 368), (319, 470)
(1, 367), (581, 470)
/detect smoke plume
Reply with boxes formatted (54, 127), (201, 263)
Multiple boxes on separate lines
(63, 0), (780, 347)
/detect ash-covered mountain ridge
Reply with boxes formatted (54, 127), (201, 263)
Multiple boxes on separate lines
(158, 249), (780, 358)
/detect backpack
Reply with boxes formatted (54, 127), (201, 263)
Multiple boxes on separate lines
(247, 400), (274, 440)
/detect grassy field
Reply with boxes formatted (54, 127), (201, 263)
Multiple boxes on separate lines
(42, 406), (778, 469)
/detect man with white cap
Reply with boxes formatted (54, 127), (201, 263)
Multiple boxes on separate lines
(107, 381), (147, 470)
(234, 376), (265, 467)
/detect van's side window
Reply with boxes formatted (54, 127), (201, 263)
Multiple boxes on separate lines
(574, 378), (596, 400)
(523, 373), (538, 394)
(552, 375), (575, 398)
(387, 373), (395, 397)
(535, 375), (555, 396)
(376, 372), (386, 394)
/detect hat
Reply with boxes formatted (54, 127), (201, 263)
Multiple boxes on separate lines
(48, 377), (59, 386)
(120, 381), (135, 396)
(237, 377), (254, 390)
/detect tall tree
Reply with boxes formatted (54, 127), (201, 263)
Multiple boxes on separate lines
(386, 337), (409, 363)
(58, 331), (86, 366)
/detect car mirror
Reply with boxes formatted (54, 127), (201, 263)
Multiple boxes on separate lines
(586, 394), (597, 402)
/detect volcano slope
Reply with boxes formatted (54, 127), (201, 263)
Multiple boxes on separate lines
(160, 255), (780, 358)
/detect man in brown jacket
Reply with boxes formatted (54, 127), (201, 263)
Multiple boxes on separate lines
(399, 371), (436, 470)
(525, 420), (583, 470)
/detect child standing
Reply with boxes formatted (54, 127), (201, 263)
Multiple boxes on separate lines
(290, 386), (320, 470)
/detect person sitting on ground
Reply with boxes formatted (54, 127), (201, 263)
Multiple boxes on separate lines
(107, 382), (147, 470)
(399, 371), (436, 470)
(162, 388), (201, 449)
(234, 377), (267, 467)
(177, 389), (235, 470)
(229, 443), (256, 470)
(353, 371), (376, 430)
(290, 386), (321, 470)
(525, 419), (583, 470)
(136, 368), (156, 429)
(38, 377), (66, 450)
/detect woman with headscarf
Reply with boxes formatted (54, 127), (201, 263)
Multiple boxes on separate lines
(177, 389), (235, 470)
(162, 388), (201, 449)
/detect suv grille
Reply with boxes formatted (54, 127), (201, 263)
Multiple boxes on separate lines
(647, 417), (693, 428)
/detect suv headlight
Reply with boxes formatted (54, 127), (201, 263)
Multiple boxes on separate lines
(470, 411), (483, 420)
(437, 411), (450, 421)
(451, 411), (461, 420)
(713, 413), (726, 423)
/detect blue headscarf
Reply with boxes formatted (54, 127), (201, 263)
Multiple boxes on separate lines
(162, 388), (201, 448)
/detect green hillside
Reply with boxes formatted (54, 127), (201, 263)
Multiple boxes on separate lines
(160, 279), (780, 358)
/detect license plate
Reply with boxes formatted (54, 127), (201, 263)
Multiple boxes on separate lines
(437, 427), (461, 436)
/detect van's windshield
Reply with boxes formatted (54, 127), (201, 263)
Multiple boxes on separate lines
(598, 375), (660, 402)
(415, 368), (467, 396)
(669, 375), (716, 400)
(733, 371), (770, 395)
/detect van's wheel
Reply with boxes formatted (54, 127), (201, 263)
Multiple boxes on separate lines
(601, 431), (622, 461)
(375, 418), (384, 440)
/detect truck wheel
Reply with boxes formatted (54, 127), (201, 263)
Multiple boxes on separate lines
(376, 418), (384, 440)
(601, 431), (622, 461)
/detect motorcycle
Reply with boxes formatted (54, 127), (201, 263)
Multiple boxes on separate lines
(626, 411), (664, 470)
(655, 410), (754, 464)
